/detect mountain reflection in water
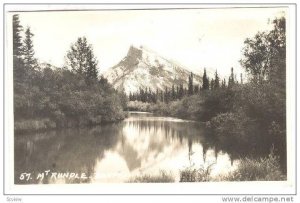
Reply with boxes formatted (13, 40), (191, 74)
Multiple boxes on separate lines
(15, 112), (238, 184)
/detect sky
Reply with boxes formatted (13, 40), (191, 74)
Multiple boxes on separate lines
(11, 7), (286, 77)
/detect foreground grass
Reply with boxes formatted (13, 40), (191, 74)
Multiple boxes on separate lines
(180, 164), (214, 182)
(127, 153), (285, 183)
(221, 153), (286, 181)
(180, 153), (286, 182)
(127, 170), (175, 183)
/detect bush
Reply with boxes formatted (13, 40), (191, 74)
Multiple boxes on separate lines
(127, 101), (151, 112)
(206, 111), (255, 143)
(223, 153), (286, 181)
(14, 67), (127, 132)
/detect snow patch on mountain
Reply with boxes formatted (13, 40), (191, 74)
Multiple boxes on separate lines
(103, 46), (203, 95)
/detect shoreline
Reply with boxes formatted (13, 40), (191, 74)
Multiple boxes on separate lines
(14, 116), (126, 135)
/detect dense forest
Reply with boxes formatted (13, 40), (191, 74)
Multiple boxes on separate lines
(128, 17), (286, 171)
(128, 68), (232, 105)
(13, 15), (127, 133)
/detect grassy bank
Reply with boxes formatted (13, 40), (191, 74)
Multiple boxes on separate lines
(127, 153), (286, 183)
(127, 170), (175, 183)
(14, 118), (57, 133)
(180, 153), (286, 182)
(14, 113), (127, 134)
(127, 96), (205, 121)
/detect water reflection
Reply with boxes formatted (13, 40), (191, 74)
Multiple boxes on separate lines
(15, 112), (237, 184)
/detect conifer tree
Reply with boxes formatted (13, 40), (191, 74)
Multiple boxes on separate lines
(221, 78), (226, 88)
(178, 84), (184, 99)
(85, 46), (98, 81)
(164, 87), (169, 103)
(160, 90), (164, 102)
(188, 72), (194, 95)
(228, 67), (235, 88)
(214, 70), (220, 89)
(13, 14), (24, 82)
(210, 79), (215, 90)
(23, 27), (38, 71)
(171, 85), (176, 100)
(66, 37), (98, 82)
(194, 85), (199, 94)
(13, 15), (23, 58)
(202, 68), (209, 90)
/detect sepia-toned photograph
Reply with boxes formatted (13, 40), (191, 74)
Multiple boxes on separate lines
(2, 3), (297, 197)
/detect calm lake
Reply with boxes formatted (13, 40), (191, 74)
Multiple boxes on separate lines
(15, 112), (239, 184)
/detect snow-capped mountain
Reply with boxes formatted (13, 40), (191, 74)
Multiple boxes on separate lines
(103, 46), (202, 95)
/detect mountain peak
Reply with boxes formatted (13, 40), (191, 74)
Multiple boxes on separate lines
(127, 45), (143, 58)
(103, 46), (202, 95)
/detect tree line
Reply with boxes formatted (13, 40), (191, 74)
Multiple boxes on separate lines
(129, 67), (241, 103)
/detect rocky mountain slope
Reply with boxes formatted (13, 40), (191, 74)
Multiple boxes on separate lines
(103, 46), (202, 95)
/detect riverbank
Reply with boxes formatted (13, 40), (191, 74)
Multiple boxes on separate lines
(127, 99), (202, 121)
(14, 113), (127, 134)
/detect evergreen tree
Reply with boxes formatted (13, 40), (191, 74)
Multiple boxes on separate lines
(194, 85), (199, 94)
(214, 70), (220, 89)
(66, 37), (98, 82)
(13, 14), (24, 82)
(99, 75), (108, 86)
(153, 90), (157, 103)
(140, 88), (145, 102)
(13, 15), (23, 57)
(202, 68), (209, 90)
(23, 27), (37, 71)
(171, 85), (176, 100)
(188, 72), (194, 95)
(221, 78), (226, 88)
(184, 87), (188, 95)
(160, 90), (164, 102)
(146, 88), (149, 102)
(210, 79), (215, 90)
(85, 46), (98, 81)
(228, 67), (235, 88)
(164, 87), (169, 103)
(178, 84), (184, 99)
